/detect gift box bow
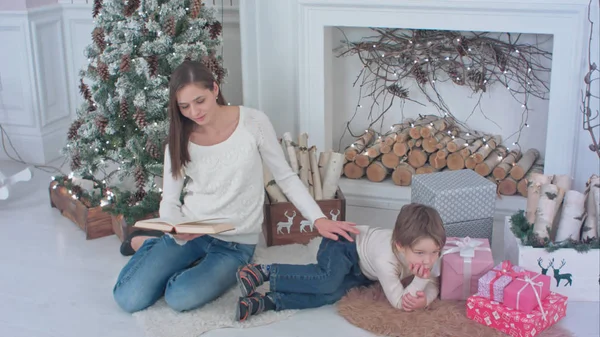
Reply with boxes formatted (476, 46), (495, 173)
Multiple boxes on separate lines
(488, 260), (526, 299)
(515, 274), (548, 321)
(438, 237), (491, 298)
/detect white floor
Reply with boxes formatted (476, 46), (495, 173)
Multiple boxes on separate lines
(0, 160), (598, 337)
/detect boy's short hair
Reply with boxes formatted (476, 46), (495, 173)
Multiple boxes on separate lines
(392, 203), (446, 249)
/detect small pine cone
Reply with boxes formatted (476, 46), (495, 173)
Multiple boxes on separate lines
(95, 116), (108, 134)
(134, 108), (148, 128)
(165, 16), (176, 37)
(88, 101), (97, 112)
(120, 98), (129, 120)
(146, 140), (160, 159)
(129, 188), (146, 205)
(209, 21), (222, 40)
(147, 55), (158, 77)
(386, 84), (409, 99)
(71, 185), (83, 196)
(449, 69), (465, 86)
(202, 55), (225, 83)
(134, 166), (145, 190)
(68, 119), (83, 140)
(494, 47), (507, 72)
(123, 0), (140, 17)
(79, 78), (92, 100)
(184, 55), (192, 61)
(120, 54), (131, 72)
(411, 65), (428, 85)
(190, 0), (202, 19)
(97, 61), (109, 81)
(92, 0), (102, 18)
(71, 153), (82, 171)
(92, 28), (105, 52)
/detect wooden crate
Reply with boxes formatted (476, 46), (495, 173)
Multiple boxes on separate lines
(262, 188), (346, 246)
(111, 212), (159, 242)
(48, 181), (113, 240)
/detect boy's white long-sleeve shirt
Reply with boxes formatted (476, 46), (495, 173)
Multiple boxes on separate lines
(159, 106), (326, 245)
(355, 225), (440, 309)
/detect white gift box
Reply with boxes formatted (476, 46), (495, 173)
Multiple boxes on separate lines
(503, 216), (600, 302)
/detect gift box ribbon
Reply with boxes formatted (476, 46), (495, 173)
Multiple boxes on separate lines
(515, 274), (547, 321)
(441, 237), (491, 298)
(489, 260), (526, 300)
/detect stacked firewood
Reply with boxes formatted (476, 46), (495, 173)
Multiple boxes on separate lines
(263, 132), (345, 203)
(525, 173), (599, 242)
(342, 115), (543, 197)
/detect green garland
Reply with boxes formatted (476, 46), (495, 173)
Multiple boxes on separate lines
(510, 210), (600, 252)
(51, 175), (103, 208)
(106, 188), (161, 226)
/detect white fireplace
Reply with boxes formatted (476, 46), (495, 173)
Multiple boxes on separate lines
(240, 0), (597, 222)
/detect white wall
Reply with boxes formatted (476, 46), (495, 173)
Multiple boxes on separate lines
(240, 0), (600, 192)
(0, 0), (243, 164)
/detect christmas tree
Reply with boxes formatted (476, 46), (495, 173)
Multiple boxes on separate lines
(56, 0), (226, 224)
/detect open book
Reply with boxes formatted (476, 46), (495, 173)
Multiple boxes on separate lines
(133, 217), (234, 234)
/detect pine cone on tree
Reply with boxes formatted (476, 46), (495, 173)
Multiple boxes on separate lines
(68, 119), (83, 140)
(71, 152), (82, 171)
(412, 65), (428, 85)
(95, 116), (108, 134)
(97, 61), (109, 81)
(134, 166), (145, 190)
(449, 68), (465, 86)
(93, 0), (103, 18)
(92, 28), (105, 52)
(120, 98), (129, 120)
(128, 188), (147, 205)
(123, 0), (140, 17)
(120, 54), (131, 72)
(165, 16), (176, 37)
(146, 140), (160, 159)
(209, 21), (222, 40)
(134, 108), (148, 128)
(79, 78), (92, 100)
(190, 0), (202, 19)
(147, 55), (158, 77)
(88, 101), (97, 112)
(202, 55), (225, 84)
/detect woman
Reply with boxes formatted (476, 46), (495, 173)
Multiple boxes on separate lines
(113, 61), (359, 313)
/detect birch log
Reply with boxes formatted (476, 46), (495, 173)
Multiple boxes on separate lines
(263, 165), (288, 203)
(282, 132), (299, 173)
(298, 133), (311, 195)
(309, 146), (323, 200)
(322, 152), (345, 199)
(581, 178), (598, 240)
(516, 162), (544, 197)
(509, 148), (540, 180)
(549, 174), (572, 240)
(344, 129), (375, 161)
(532, 183), (559, 240)
(526, 173), (553, 224)
(318, 151), (331, 179)
(554, 190), (586, 242)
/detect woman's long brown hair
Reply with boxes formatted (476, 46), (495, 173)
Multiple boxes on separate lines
(167, 61), (227, 179)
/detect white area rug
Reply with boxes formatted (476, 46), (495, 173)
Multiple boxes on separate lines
(133, 237), (322, 337)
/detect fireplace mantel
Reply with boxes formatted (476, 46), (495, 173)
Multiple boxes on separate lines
(239, 0), (598, 198)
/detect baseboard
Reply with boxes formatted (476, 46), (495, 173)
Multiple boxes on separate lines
(0, 126), (66, 165)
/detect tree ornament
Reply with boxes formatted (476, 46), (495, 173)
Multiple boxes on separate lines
(147, 55), (158, 77)
(68, 120), (83, 140)
(134, 108), (148, 128)
(123, 0), (140, 17)
(165, 16), (176, 37)
(92, 27), (105, 52)
(120, 54), (131, 72)
(134, 166), (145, 190)
(92, 0), (102, 18)
(79, 78), (92, 101)
(146, 140), (160, 159)
(71, 152), (82, 171)
(120, 98), (129, 119)
(209, 21), (222, 40)
(97, 61), (109, 81)
(95, 116), (108, 134)
(190, 0), (202, 19)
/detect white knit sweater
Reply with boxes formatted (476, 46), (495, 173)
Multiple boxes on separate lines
(159, 106), (326, 245)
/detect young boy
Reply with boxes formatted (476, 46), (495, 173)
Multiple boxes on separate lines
(234, 203), (447, 321)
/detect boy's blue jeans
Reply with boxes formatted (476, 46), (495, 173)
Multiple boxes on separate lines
(113, 235), (255, 313)
(268, 237), (373, 310)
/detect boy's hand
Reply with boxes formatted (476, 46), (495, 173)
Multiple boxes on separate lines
(409, 263), (431, 279)
(402, 291), (427, 311)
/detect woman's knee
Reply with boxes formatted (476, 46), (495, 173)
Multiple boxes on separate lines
(113, 283), (160, 313)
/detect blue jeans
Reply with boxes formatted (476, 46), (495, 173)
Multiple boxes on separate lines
(267, 237), (373, 310)
(113, 235), (255, 313)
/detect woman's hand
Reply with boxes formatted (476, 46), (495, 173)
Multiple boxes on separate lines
(173, 233), (204, 241)
(409, 263), (431, 279)
(313, 217), (360, 242)
(402, 291), (427, 311)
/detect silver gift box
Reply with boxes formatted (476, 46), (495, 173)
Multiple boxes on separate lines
(444, 217), (494, 242)
(411, 169), (496, 224)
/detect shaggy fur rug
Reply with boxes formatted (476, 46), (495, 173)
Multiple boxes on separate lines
(337, 284), (574, 337)
(133, 238), (321, 337)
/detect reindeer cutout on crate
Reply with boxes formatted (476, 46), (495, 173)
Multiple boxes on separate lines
(276, 210), (296, 234)
(299, 219), (314, 233)
(330, 209), (340, 221)
(537, 257), (552, 275)
(549, 258), (573, 287)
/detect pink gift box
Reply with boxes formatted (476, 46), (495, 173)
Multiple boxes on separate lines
(466, 292), (567, 337)
(440, 237), (495, 300)
(477, 260), (526, 303)
(504, 270), (551, 313)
